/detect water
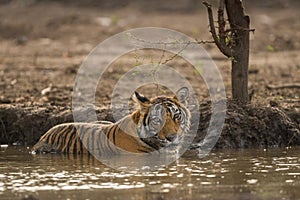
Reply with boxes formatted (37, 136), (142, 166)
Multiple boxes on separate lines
(0, 146), (299, 200)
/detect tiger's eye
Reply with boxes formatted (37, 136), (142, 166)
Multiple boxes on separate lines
(174, 114), (182, 122)
(152, 117), (161, 125)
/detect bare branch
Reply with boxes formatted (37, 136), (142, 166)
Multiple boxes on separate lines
(193, 40), (215, 45)
(218, 0), (228, 50)
(127, 32), (214, 45)
(203, 1), (232, 57)
(158, 44), (167, 65)
(161, 42), (191, 65)
(127, 33), (214, 65)
(266, 83), (300, 90)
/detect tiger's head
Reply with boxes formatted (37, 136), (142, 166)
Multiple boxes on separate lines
(133, 87), (191, 150)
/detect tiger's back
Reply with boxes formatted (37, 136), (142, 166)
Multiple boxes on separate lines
(33, 116), (156, 155)
(33, 123), (110, 154)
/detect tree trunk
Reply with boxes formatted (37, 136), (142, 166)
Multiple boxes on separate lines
(225, 0), (250, 103)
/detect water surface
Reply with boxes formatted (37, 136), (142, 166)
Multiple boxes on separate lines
(0, 146), (299, 200)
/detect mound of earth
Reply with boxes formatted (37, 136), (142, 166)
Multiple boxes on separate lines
(192, 101), (299, 149)
(0, 101), (298, 149)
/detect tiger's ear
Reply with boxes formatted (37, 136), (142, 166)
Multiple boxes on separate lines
(133, 91), (150, 110)
(174, 87), (189, 105)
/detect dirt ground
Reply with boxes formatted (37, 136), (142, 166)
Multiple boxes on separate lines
(0, 0), (299, 148)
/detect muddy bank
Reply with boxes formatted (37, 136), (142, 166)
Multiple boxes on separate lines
(0, 101), (298, 149)
(192, 101), (299, 149)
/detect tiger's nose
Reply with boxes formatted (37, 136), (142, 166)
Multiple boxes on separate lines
(166, 133), (177, 142)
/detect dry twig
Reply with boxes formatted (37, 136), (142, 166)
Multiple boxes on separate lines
(266, 83), (300, 90)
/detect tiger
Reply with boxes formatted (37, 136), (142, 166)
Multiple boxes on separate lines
(32, 87), (191, 156)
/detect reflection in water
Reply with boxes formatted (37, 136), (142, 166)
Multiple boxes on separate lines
(0, 146), (299, 200)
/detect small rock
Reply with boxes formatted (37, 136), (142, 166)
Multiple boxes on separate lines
(269, 100), (278, 107)
(0, 98), (11, 104)
(10, 79), (17, 85)
(41, 84), (52, 96)
(15, 97), (25, 103)
(16, 36), (28, 45)
(39, 96), (49, 103)
(281, 73), (291, 77)
(95, 17), (112, 27)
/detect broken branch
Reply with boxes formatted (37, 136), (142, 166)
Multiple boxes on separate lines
(218, 0), (228, 51)
(203, 1), (232, 57)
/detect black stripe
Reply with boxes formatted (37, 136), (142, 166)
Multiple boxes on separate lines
(90, 127), (97, 155)
(54, 130), (64, 150)
(106, 125), (116, 153)
(78, 125), (89, 154)
(44, 128), (57, 144)
(106, 126), (111, 138)
(41, 125), (63, 142)
(112, 127), (116, 145)
(73, 137), (77, 154)
(79, 136), (83, 154)
(55, 125), (71, 148)
(143, 113), (148, 126)
(65, 126), (76, 153)
(97, 127), (102, 156)
(53, 126), (65, 145)
(85, 127), (91, 155)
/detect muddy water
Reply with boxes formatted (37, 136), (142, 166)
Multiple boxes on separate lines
(0, 147), (299, 200)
